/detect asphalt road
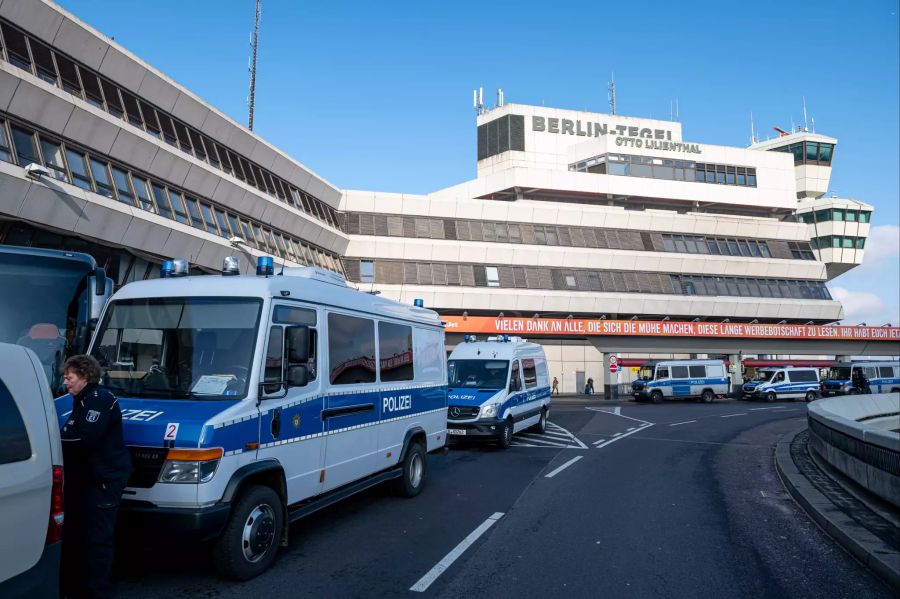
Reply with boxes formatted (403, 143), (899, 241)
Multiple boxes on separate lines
(113, 399), (893, 598)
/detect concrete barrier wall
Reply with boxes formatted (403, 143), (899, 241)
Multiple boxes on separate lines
(807, 394), (900, 507)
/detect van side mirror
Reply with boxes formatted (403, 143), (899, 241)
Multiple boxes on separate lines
(286, 326), (309, 363)
(287, 365), (308, 387)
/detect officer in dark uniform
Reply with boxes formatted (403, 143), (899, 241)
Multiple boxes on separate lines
(60, 354), (132, 599)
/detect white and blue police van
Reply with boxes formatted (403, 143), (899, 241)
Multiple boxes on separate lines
(741, 366), (820, 402)
(445, 335), (551, 448)
(631, 359), (728, 403)
(822, 361), (900, 395)
(54, 257), (447, 580)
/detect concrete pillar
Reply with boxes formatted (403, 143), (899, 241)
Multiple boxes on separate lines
(728, 354), (743, 397)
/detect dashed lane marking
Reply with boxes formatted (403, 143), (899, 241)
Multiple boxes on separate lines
(720, 413), (747, 418)
(594, 423), (654, 449)
(410, 512), (505, 592)
(544, 455), (584, 478)
(669, 420), (697, 426)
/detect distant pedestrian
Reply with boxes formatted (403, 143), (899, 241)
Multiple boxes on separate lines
(552, 376), (559, 395)
(859, 371), (872, 395)
(60, 355), (132, 599)
(585, 377), (594, 395)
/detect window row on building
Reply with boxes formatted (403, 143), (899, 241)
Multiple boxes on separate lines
(814, 236), (866, 250)
(342, 212), (813, 260)
(0, 19), (339, 230)
(770, 141), (835, 166)
(0, 115), (344, 274)
(345, 258), (832, 300)
(570, 153), (758, 187)
(796, 207), (871, 224)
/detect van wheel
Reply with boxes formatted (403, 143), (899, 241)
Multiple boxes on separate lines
(393, 441), (426, 498)
(766, 392), (777, 403)
(805, 391), (817, 402)
(498, 418), (514, 449)
(213, 485), (284, 581)
(531, 408), (548, 433)
(650, 390), (663, 404)
(701, 390), (715, 403)
(891, 388), (899, 394)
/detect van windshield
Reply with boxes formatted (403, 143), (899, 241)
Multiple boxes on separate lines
(638, 366), (655, 380)
(448, 359), (510, 389)
(90, 297), (262, 400)
(828, 366), (852, 380)
(753, 370), (775, 382)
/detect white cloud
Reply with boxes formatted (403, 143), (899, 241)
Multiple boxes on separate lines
(830, 286), (899, 325)
(860, 224), (900, 266)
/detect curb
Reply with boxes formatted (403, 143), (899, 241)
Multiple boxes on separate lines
(775, 423), (900, 591)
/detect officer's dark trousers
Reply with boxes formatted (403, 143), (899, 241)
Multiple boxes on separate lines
(61, 480), (124, 599)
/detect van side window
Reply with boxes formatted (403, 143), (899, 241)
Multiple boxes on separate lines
(657, 367), (669, 379)
(790, 370), (817, 382)
(522, 359), (538, 388)
(510, 360), (521, 390)
(689, 365), (706, 378)
(0, 379), (31, 464)
(879, 366), (894, 378)
(273, 305), (317, 326)
(263, 326), (284, 393)
(328, 313), (376, 385)
(863, 367), (877, 379)
(378, 322), (413, 382)
(671, 366), (689, 379)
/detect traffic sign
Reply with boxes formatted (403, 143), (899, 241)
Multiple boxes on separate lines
(609, 363), (619, 374)
(609, 355), (618, 365)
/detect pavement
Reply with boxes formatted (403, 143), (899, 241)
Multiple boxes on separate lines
(111, 399), (894, 598)
(775, 423), (900, 591)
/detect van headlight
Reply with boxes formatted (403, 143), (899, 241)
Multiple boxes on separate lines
(480, 403), (500, 418)
(158, 448), (223, 484)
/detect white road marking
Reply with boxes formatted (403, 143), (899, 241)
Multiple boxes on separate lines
(544, 455), (584, 478)
(592, 439), (606, 446)
(586, 406), (621, 416)
(612, 432), (622, 437)
(410, 512), (505, 592)
(669, 420), (697, 426)
(626, 427), (635, 431)
(749, 407), (773, 411)
(594, 424), (654, 449)
(720, 413), (747, 418)
(585, 406), (653, 426)
(508, 422), (588, 449)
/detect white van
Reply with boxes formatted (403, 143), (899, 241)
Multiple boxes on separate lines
(631, 359), (729, 403)
(54, 260), (448, 580)
(0, 344), (64, 598)
(446, 336), (551, 448)
(742, 366), (820, 402)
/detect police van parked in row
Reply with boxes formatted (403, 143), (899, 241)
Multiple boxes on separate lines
(822, 361), (900, 396)
(742, 366), (820, 402)
(55, 257), (448, 580)
(632, 359), (728, 403)
(446, 335), (551, 448)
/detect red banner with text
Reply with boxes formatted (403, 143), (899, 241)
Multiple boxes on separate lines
(440, 316), (900, 341)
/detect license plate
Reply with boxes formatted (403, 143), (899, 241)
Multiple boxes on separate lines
(447, 429), (466, 436)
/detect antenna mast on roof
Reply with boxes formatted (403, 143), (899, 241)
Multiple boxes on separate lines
(802, 96), (809, 132)
(608, 72), (616, 115)
(247, 0), (261, 131)
(750, 111), (757, 144)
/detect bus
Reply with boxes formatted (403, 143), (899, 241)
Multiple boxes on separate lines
(0, 245), (112, 393)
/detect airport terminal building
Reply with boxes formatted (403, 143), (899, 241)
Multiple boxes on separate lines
(0, 1), (880, 391)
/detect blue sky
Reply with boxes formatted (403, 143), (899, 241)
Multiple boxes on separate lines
(60, 0), (900, 325)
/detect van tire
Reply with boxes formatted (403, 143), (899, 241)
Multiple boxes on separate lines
(805, 391), (817, 402)
(701, 390), (715, 403)
(393, 441), (426, 498)
(498, 417), (515, 449)
(531, 408), (548, 433)
(891, 388), (900, 394)
(213, 485), (284, 581)
(766, 392), (777, 403)
(650, 390), (663, 404)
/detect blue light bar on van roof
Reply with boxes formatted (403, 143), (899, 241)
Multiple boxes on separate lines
(502, 334), (510, 342)
(257, 256), (274, 276)
(464, 335), (476, 342)
(413, 299), (424, 307)
(222, 256), (240, 276)
(162, 259), (189, 278)
(161, 260), (174, 278)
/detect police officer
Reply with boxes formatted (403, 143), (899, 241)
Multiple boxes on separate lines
(60, 355), (132, 599)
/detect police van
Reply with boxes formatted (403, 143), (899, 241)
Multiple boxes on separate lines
(741, 366), (820, 402)
(822, 361), (900, 395)
(631, 359), (728, 403)
(55, 257), (447, 580)
(445, 336), (551, 448)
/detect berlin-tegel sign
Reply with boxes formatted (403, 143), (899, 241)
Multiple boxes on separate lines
(440, 316), (900, 341)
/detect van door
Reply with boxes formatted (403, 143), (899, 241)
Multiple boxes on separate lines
(670, 365), (691, 396)
(321, 312), (379, 492)
(0, 346), (53, 585)
(257, 303), (324, 503)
